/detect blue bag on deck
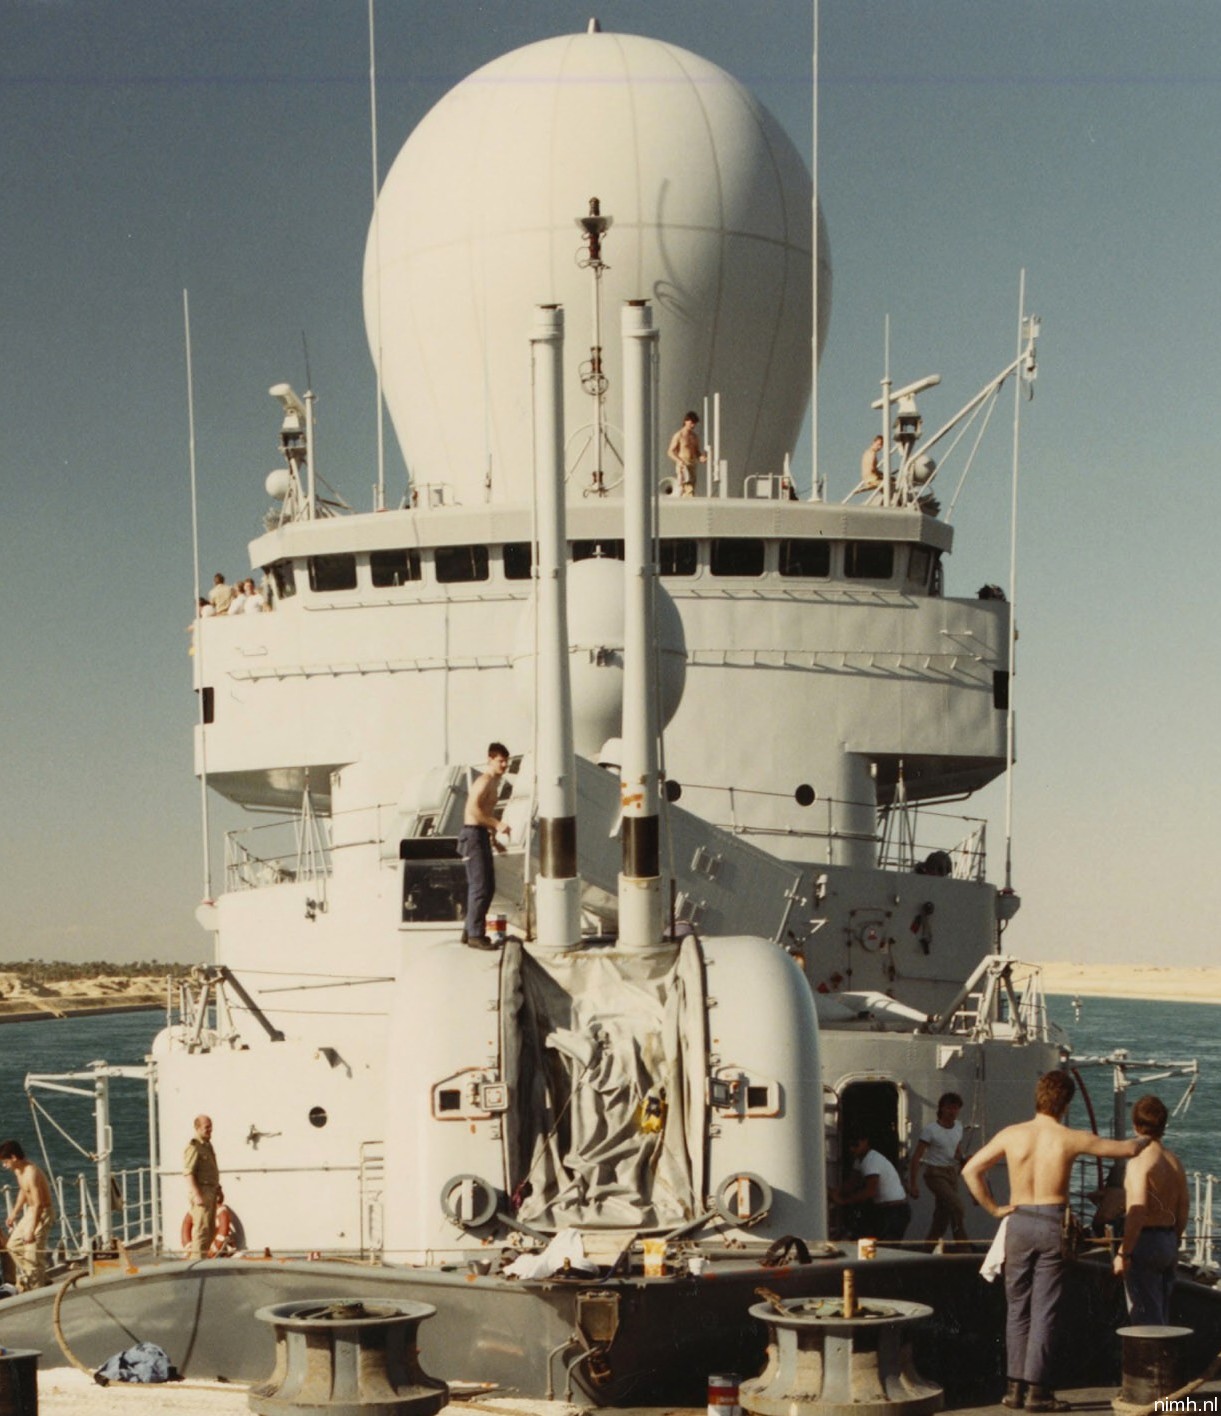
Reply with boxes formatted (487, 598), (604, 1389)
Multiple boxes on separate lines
(95, 1341), (174, 1384)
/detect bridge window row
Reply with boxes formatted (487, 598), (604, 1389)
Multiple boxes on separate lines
(265, 538), (941, 600)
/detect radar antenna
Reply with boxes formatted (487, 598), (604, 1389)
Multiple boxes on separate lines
(576, 197), (613, 495)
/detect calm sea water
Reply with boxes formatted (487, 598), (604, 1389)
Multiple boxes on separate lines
(0, 999), (1216, 1202)
(1047, 993), (1221, 1180)
(0, 1011), (159, 1187)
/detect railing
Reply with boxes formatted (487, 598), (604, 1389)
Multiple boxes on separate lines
(1188, 1172), (1216, 1269)
(669, 779), (989, 879)
(225, 791), (332, 894)
(1065, 1160), (1218, 1273)
(4, 1165), (157, 1265)
(877, 809), (987, 881)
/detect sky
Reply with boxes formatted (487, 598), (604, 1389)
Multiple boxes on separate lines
(1, 0), (1218, 966)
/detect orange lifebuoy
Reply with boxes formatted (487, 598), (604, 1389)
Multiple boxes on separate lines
(181, 1204), (232, 1256)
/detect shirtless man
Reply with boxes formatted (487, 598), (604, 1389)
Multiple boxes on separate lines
(667, 411), (705, 497)
(860, 434), (884, 489)
(963, 1071), (1146, 1412)
(460, 742), (511, 948)
(1113, 1094), (1188, 1326)
(0, 1139), (54, 1290)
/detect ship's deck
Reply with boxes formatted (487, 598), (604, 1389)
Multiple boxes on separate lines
(34, 1373), (1221, 1415)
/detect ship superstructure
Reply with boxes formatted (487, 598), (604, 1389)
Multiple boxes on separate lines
(0, 22), (1082, 1404)
(156, 24), (1058, 1266)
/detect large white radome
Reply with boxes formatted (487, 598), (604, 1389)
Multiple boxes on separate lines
(364, 28), (829, 504)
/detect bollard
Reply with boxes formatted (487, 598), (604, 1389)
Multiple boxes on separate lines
(1113, 1326), (1193, 1412)
(0, 1349), (40, 1416)
(742, 1295), (942, 1416)
(249, 1299), (448, 1416)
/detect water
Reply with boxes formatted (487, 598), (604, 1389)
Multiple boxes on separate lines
(1047, 993), (1221, 1181)
(0, 998), (1216, 1208)
(0, 1011), (160, 1190)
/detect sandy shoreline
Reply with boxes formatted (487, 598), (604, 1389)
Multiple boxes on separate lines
(0, 999), (164, 1025)
(1035, 960), (1221, 1003)
(0, 962), (1214, 1017)
(0, 971), (168, 1022)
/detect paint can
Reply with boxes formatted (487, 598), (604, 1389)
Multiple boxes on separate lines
(707, 1373), (741, 1416)
(642, 1238), (666, 1276)
(490, 914), (507, 944)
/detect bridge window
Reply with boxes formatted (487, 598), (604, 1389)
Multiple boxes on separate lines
(435, 544), (490, 583)
(710, 538), (765, 577)
(504, 543), (533, 580)
(659, 539), (698, 577)
(266, 560), (296, 599)
(907, 546), (934, 589)
(371, 548), (422, 587)
(308, 554), (357, 592)
(779, 540), (831, 578)
(400, 838), (466, 925)
(844, 541), (895, 580)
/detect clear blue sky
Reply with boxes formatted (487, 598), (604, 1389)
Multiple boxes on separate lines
(2, 1), (1217, 965)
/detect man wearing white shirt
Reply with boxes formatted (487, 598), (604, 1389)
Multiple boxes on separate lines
(831, 1132), (911, 1241)
(909, 1091), (969, 1243)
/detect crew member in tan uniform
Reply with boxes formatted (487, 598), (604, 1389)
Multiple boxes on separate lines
(184, 1114), (220, 1258)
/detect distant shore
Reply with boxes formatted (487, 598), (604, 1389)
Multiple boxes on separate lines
(1037, 961), (1221, 1003)
(1, 962), (1215, 1017)
(0, 1000), (164, 1025)
(0, 971), (168, 1024)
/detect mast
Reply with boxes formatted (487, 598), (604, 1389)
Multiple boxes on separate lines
(368, 0), (387, 510)
(183, 289), (212, 903)
(576, 199), (613, 496)
(1003, 271), (1026, 893)
(810, 0), (820, 499)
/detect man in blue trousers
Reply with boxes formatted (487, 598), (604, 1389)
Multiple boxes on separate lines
(459, 742), (511, 948)
(964, 1070), (1147, 1413)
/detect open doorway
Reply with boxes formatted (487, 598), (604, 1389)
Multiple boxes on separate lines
(838, 1078), (903, 1171)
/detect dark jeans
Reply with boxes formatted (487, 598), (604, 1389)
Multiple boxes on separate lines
(459, 825), (494, 939)
(1125, 1227), (1179, 1326)
(1004, 1205), (1065, 1387)
(849, 1200), (911, 1241)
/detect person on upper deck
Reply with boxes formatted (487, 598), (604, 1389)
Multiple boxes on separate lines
(1113, 1094), (1188, 1326)
(861, 434), (885, 489)
(459, 743), (511, 949)
(963, 1070), (1148, 1413)
(667, 411), (705, 497)
(208, 573), (234, 615)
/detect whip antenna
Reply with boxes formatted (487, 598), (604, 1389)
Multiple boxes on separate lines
(183, 289), (213, 902)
